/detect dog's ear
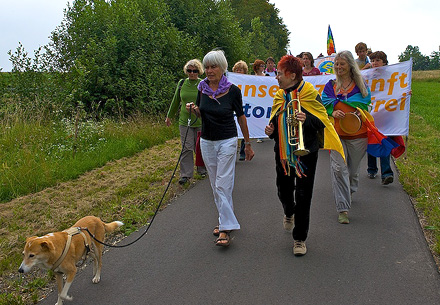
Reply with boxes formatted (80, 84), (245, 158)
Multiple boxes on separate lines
(40, 240), (54, 252)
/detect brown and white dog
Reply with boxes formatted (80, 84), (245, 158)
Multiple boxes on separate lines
(19, 216), (123, 305)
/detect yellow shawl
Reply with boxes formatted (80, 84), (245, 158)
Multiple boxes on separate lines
(270, 81), (345, 161)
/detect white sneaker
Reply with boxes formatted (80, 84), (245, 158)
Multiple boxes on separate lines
(283, 215), (294, 231)
(293, 240), (307, 256)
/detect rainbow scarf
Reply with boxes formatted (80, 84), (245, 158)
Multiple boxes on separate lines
(321, 80), (405, 158)
(276, 88), (305, 177)
(321, 80), (371, 114)
(270, 81), (345, 176)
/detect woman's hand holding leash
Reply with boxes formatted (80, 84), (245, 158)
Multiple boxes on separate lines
(186, 102), (200, 117)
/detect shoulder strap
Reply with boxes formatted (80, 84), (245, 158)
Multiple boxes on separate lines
(177, 78), (185, 104)
(178, 78), (185, 93)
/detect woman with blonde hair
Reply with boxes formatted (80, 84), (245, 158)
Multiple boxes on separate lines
(165, 59), (206, 185)
(321, 50), (371, 224)
(232, 60), (248, 74)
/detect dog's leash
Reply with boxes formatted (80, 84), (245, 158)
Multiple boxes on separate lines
(81, 106), (199, 248)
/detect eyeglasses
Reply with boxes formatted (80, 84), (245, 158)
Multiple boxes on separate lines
(187, 69), (199, 74)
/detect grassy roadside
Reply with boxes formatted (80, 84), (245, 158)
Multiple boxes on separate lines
(395, 74), (440, 262)
(0, 137), (200, 304)
(0, 114), (179, 203)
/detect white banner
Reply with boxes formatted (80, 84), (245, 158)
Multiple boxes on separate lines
(229, 59), (412, 138)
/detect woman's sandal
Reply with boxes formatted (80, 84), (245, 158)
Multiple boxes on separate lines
(213, 226), (220, 236)
(215, 231), (230, 247)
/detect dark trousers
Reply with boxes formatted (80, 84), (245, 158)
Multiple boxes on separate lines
(275, 151), (318, 241)
(367, 153), (393, 179)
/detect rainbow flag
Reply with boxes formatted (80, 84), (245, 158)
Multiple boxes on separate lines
(357, 110), (405, 158)
(327, 25), (336, 55)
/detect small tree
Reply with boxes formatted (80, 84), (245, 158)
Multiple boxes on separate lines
(43, 0), (197, 115)
(398, 45), (430, 71)
(428, 51), (440, 70)
(248, 17), (268, 61)
(6, 43), (61, 119)
(230, 0), (289, 61)
(163, 0), (249, 68)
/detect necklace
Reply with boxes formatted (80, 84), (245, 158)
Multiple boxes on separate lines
(342, 79), (353, 90)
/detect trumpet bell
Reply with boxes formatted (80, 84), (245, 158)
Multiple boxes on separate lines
(293, 148), (310, 157)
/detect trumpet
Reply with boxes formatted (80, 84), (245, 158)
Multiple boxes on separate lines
(286, 98), (310, 156)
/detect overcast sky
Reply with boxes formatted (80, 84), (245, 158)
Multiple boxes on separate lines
(1, 0), (439, 71)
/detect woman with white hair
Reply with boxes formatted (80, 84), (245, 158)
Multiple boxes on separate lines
(166, 59), (207, 185)
(321, 50), (371, 224)
(186, 50), (254, 247)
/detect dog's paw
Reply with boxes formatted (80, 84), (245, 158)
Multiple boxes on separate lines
(60, 294), (73, 301)
(92, 276), (101, 283)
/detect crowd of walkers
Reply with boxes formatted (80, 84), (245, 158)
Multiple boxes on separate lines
(165, 43), (402, 256)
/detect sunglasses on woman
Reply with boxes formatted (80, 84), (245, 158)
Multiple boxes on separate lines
(187, 69), (199, 74)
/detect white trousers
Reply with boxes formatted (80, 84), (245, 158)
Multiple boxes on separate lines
(200, 137), (240, 231)
(330, 137), (368, 212)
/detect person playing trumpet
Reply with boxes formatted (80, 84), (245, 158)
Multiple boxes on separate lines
(265, 55), (343, 256)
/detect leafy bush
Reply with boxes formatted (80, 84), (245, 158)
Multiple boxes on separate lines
(4, 0), (291, 117)
(3, 0), (197, 117)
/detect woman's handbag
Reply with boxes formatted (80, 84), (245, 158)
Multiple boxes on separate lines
(195, 131), (205, 167)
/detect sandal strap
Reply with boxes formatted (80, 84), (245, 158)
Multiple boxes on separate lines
(215, 235), (230, 246)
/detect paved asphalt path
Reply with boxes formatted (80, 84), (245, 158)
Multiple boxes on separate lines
(40, 140), (440, 305)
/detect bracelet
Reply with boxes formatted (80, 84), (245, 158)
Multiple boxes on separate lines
(244, 142), (251, 145)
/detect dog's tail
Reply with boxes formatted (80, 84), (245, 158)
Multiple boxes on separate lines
(104, 221), (124, 233)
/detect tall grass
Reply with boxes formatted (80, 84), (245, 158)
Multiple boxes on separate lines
(396, 76), (440, 254)
(412, 70), (440, 81)
(0, 111), (179, 202)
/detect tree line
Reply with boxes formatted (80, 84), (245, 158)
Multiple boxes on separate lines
(399, 45), (440, 71)
(1, 0), (289, 117)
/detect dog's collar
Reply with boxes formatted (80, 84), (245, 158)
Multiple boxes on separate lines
(52, 227), (89, 272)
